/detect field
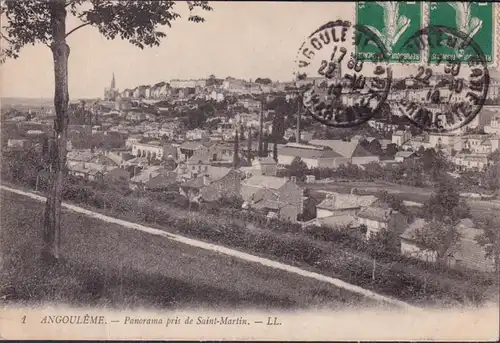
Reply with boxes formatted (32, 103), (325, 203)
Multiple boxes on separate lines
(305, 180), (500, 218)
(0, 190), (378, 310)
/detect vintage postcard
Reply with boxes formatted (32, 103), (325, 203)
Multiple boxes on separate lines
(1, 1), (499, 341)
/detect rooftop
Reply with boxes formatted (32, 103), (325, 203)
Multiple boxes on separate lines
(317, 193), (377, 211)
(243, 175), (288, 190)
(308, 139), (374, 158)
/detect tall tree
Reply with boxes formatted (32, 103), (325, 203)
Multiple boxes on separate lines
(475, 214), (500, 272)
(484, 162), (500, 192)
(239, 124), (245, 141)
(262, 135), (269, 157)
(1, 0), (212, 262)
(247, 126), (253, 165)
(233, 128), (240, 168)
(288, 157), (308, 181)
(422, 176), (470, 222)
(412, 219), (461, 263)
(272, 139), (278, 162)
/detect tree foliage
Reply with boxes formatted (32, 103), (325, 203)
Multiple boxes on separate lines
(1, 0), (212, 261)
(255, 77), (272, 85)
(475, 214), (500, 272)
(412, 219), (461, 262)
(483, 161), (500, 192)
(422, 177), (470, 222)
(1, 1), (212, 60)
(288, 157), (308, 180)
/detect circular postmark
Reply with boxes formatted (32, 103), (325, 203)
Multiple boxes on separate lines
(294, 20), (393, 128)
(394, 25), (490, 133)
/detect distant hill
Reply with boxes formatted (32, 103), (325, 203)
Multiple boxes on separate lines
(1, 97), (100, 108)
(1, 97), (55, 107)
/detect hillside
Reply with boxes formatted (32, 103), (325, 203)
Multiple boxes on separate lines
(0, 190), (377, 310)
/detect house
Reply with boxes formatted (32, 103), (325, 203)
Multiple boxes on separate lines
(392, 130), (412, 147)
(129, 166), (177, 190)
(169, 79), (207, 89)
(103, 167), (130, 184)
(306, 192), (377, 231)
(123, 156), (150, 169)
(6, 139), (28, 149)
(132, 85), (147, 98)
(428, 133), (462, 151)
(453, 153), (489, 171)
(185, 129), (208, 141)
(178, 140), (219, 162)
(131, 141), (177, 161)
(67, 162), (110, 181)
(316, 192), (377, 219)
(87, 153), (120, 167)
(277, 143), (349, 169)
(307, 215), (359, 232)
(175, 161), (207, 181)
(241, 175), (304, 222)
(462, 134), (500, 154)
(179, 167), (241, 203)
(66, 149), (96, 167)
(400, 219), (438, 263)
(121, 89), (132, 98)
(26, 129), (44, 136)
(394, 151), (417, 163)
(308, 140), (380, 165)
(400, 218), (495, 272)
(356, 200), (407, 240)
(252, 156), (277, 176)
(238, 98), (262, 112)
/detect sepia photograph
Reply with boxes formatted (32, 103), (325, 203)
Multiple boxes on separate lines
(0, 1), (499, 340)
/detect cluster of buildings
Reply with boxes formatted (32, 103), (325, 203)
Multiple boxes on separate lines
(3, 70), (500, 275)
(104, 73), (295, 104)
(391, 119), (500, 171)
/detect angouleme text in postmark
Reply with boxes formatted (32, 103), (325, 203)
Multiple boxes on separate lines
(393, 25), (490, 133)
(295, 21), (392, 128)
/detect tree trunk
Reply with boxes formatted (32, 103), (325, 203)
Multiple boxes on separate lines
(43, 0), (69, 262)
(273, 137), (278, 162)
(258, 101), (264, 157)
(233, 129), (239, 168)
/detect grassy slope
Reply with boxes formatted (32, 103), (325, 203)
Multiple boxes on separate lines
(0, 190), (378, 310)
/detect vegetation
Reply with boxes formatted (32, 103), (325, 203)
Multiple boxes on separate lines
(1, 0), (212, 262)
(475, 214), (500, 272)
(2, 191), (371, 309)
(2, 150), (497, 306)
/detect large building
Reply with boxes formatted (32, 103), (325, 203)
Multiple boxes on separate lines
(104, 73), (119, 101)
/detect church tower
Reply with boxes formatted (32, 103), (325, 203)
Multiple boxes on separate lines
(104, 72), (118, 101)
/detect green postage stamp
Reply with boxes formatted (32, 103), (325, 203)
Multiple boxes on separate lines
(428, 2), (494, 63)
(356, 1), (497, 65)
(356, 1), (423, 63)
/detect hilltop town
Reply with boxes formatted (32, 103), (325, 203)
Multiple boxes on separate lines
(2, 70), (500, 306)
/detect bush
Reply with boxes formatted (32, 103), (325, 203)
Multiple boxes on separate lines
(4, 165), (497, 306)
(216, 195), (244, 209)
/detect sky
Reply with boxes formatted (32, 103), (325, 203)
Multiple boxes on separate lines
(1, 1), (356, 99)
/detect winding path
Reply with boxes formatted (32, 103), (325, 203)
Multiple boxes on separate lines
(1, 184), (417, 310)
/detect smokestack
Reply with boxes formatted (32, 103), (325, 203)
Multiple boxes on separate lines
(258, 100), (264, 157)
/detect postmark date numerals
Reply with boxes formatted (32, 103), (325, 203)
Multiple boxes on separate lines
(414, 66), (432, 85)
